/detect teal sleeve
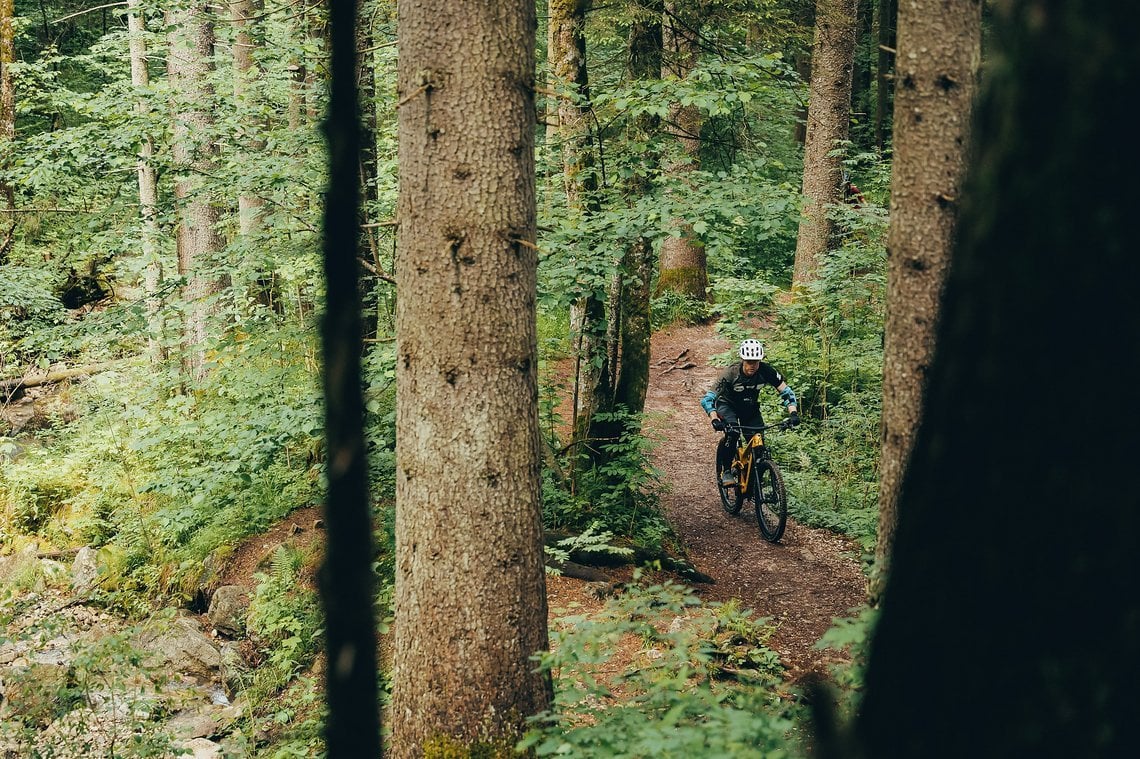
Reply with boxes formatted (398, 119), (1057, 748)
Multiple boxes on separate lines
(779, 386), (798, 409)
(700, 391), (716, 415)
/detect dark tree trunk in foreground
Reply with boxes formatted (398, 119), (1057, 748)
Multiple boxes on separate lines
(320, 0), (381, 755)
(392, 0), (551, 754)
(852, 3), (1140, 756)
(871, 0), (981, 605)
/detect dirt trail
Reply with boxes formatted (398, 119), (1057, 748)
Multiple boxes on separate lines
(644, 324), (866, 677)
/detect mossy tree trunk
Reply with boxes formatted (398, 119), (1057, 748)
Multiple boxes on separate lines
(870, 0), (981, 604)
(392, 0), (552, 754)
(656, 0), (708, 302)
(852, 3), (1140, 756)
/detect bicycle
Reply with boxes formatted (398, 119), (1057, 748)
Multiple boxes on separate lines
(715, 420), (791, 542)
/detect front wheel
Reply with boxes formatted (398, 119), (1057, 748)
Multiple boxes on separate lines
(716, 460), (743, 515)
(752, 459), (788, 542)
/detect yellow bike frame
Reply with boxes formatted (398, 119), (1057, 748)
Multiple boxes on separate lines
(733, 432), (765, 495)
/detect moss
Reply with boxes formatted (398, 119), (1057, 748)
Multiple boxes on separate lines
(422, 733), (519, 759)
(654, 266), (709, 300)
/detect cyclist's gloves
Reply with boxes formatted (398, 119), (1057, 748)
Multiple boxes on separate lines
(711, 418), (726, 431)
(787, 412), (800, 427)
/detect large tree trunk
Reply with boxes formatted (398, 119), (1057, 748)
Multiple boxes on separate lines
(319, 0), (381, 754)
(870, 0), (980, 604)
(392, 0), (552, 754)
(1, 0), (15, 264)
(656, 0), (707, 301)
(167, 4), (226, 379)
(612, 9), (662, 418)
(851, 3), (1140, 756)
(792, 0), (856, 286)
(127, 0), (164, 363)
(549, 0), (609, 462)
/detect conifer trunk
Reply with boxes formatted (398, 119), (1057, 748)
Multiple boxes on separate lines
(872, 0), (980, 603)
(792, 0), (857, 286)
(392, 0), (552, 753)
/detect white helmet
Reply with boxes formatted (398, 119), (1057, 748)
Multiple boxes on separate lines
(738, 339), (764, 361)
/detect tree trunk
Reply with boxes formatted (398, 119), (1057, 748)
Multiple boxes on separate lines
(656, 0), (708, 301)
(320, 0), (381, 754)
(127, 0), (164, 364)
(392, 0), (552, 753)
(548, 0), (613, 466)
(167, 4), (226, 379)
(232, 0), (266, 238)
(792, 0), (856, 287)
(612, 10), (662, 417)
(870, 0), (980, 604)
(874, 0), (897, 151)
(1, 0), (15, 264)
(852, 3), (1140, 756)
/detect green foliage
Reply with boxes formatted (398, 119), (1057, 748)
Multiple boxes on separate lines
(545, 409), (675, 554)
(521, 578), (798, 757)
(244, 545), (322, 705)
(814, 605), (879, 722)
(650, 290), (709, 330)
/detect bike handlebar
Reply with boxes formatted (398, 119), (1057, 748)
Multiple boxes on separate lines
(725, 419), (794, 434)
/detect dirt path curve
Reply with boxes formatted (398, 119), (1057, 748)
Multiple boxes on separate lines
(644, 324), (866, 677)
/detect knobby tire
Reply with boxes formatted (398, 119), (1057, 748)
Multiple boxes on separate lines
(752, 458), (788, 542)
(716, 459), (744, 515)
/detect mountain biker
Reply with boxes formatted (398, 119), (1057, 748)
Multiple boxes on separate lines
(700, 338), (799, 487)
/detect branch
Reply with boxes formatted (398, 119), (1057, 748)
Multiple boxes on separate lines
(52, 2), (128, 24)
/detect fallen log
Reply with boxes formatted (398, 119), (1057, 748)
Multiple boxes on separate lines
(545, 529), (714, 584)
(0, 360), (124, 395)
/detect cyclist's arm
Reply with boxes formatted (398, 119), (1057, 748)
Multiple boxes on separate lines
(776, 382), (798, 414)
(700, 390), (716, 416)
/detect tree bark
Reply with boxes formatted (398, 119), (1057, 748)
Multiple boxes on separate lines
(792, 0), (856, 286)
(853, 3), (1140, 756)
(232, 0), (266, 238)
(1, 0), (15, 264)
(874, 0), (897, 151)
(319, 0), (381, 754)
(656, 0), (708, 301)
(127, 0), (164, 364)
(167, 4), (226, 380)
(870, 0), (980, 604)
(392, 0), (552, 754)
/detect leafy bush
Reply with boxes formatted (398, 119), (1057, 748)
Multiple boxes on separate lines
(521, 578), (798, 757)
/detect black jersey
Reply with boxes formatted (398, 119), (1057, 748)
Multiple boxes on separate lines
(710, 362), (785, 419)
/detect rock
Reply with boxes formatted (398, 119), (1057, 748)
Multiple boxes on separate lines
(207, 585), (248, 638)
(166, 702), (240, 741)
(175, 737), (225, 758)
(135, 616), (222, 684)
(0, 545), (39, 586)
(219, 642), (250, 693)
(71, 547), (99, 593)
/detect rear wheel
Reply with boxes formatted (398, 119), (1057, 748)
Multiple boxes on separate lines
(716, 459), (743, 515)
(752, 459), (787, 542)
